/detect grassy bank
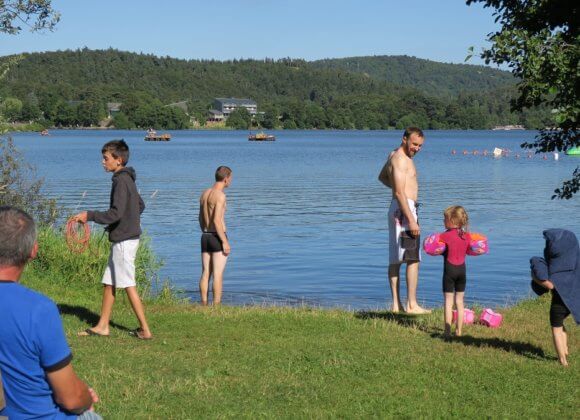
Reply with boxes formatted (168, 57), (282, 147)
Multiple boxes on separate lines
(20, 228), (579, 418)
(1, 121), (46, 133)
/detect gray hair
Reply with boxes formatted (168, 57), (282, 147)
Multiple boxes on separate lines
(0, 206), (37, 267)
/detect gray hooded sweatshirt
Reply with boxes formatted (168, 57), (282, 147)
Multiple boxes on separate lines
(87, 166), (145, 242)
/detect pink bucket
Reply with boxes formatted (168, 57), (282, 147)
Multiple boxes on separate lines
(452, 308), (475, 324)
(480, 308), (503, 328)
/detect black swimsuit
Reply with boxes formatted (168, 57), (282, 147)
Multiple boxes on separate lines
(201, 232), (225, 253)
(442, 260), (467, 293)
(550, 289), (571, 328)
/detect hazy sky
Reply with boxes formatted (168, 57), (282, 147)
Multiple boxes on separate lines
(0, 0), (500, 65)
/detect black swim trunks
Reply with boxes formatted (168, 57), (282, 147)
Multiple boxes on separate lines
(201, 232), (225, 253)
(550, 289), (570, 328)
(442, 260), (466, 293)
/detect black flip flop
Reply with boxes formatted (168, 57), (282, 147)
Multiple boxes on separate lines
(78, 328), (109, 337)
(129, 328), (153, 340)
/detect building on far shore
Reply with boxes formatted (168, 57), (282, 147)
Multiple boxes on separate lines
(212, 98), (257, 118)
(207, 109), (225, 122)
(106, 102), (122, 119)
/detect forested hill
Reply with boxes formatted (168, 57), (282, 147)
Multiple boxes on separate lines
(311, 55), (515, 97)
(0, 49), (549, 130)
(1, 49), (412, 105)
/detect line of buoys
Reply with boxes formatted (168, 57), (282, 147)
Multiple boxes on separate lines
(451, 149), (561, 160)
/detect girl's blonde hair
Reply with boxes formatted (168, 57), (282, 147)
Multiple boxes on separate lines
(444, 205), (469, 232)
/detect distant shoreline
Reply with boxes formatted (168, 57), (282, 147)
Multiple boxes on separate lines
(4, 125), (542, 134)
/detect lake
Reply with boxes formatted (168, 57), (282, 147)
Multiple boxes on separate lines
(9, 129), (580, 310)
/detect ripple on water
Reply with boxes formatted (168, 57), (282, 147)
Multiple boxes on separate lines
(11, 130), (580, 310)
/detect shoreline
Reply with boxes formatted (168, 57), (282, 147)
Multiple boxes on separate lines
(16, 222), (578, 417)
(4, 126), (541, 134)
(169, 286), (528, 313)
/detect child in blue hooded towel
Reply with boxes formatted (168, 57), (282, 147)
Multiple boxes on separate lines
(530, 229), (580, 366)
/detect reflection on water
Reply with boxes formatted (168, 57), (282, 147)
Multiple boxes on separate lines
(10, 129), (580, 309)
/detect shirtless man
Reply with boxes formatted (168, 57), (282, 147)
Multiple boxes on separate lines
(198, 166), (232, 305)
(378, 127), (430, 314)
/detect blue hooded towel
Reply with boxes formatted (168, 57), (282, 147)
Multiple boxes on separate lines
(530, 229), (580, 325)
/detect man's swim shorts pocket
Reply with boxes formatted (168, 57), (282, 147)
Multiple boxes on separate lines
(401, 231), (420, 261)
(401, 231), (417, 250)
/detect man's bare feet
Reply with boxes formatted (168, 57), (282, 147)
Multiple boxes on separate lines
(391, 302), (403, 313)
(405, 304), (431, 314)
(455, 331), (462, 337)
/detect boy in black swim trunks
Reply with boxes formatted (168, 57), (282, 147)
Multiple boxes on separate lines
(198, 166), (232, 305)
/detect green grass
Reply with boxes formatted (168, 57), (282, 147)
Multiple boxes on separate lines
(18, 228), (580, 418)
(1, 121), (47, 133)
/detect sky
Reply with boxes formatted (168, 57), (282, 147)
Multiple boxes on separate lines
(0, 0), (501, 66)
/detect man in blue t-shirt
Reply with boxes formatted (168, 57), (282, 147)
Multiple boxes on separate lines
(0, 206), (101, 419)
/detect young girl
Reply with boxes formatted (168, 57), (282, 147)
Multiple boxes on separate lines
(440, 206), (471, 337)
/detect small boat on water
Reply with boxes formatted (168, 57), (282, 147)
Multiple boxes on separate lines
(491, 125), (525, 131)
(566, 146), (580, 156)
(248, 132), (275, 141)
(40, 129), (49, 136)
(144, 129), (171, 142)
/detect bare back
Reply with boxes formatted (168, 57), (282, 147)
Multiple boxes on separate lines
(379, 148), (419, 201)
(199, 188), (227, 232)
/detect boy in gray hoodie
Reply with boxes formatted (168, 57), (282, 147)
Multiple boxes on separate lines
(73, 140), (152, 340)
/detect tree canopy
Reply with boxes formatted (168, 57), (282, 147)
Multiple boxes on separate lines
(0, 49), (553, 130)
(0, 0), (60, 34)
(467, 0), (579, 199)
(311, 55), (516, 97)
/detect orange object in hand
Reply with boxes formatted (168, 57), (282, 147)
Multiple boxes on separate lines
(65, 219), (90, 253)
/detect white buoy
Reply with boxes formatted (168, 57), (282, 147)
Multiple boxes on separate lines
(554, 152), (559, 161)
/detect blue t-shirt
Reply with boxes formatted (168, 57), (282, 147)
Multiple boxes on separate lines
(0, 281), (76, 419)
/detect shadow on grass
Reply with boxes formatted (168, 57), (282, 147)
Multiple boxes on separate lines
(356, 310), (551, 361)
(355, 311), (434, 333)
(430, 332), (551, 361)
(58, 304), (132, 332)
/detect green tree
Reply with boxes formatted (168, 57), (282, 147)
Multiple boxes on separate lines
(226, 108), (252, 129)
(0, 97), (22, 121)
(54, 101), (77, 127)
(261, 110), (279, 129)
(20, 100), (41, 121)
(396, 113), (429, 130)
(467, 0), (579, 198)
(0, 137), (59, 224)
(0, 0), (60, 34)
(282, 119), (297, 129)
(76, 100), (105, 126)
(192, 112), (206, 127)
(113, 112), (132, 129)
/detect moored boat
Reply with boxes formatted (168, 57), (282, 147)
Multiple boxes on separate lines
(491, 125), (525, 130)
(144, 129), (171, 141)
(248, 132), (275, 141)
(40, 129), (49, 136)
(566, 146), (580, 156)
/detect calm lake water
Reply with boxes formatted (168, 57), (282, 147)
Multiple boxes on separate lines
(9, 129), (580, 309)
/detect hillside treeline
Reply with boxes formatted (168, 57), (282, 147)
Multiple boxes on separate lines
(310, 55), (515, 98)
(0, 49), (552, 130)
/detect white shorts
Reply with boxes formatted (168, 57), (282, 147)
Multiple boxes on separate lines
(388, 199), (421, 265)
(102, 239), (140, 288)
